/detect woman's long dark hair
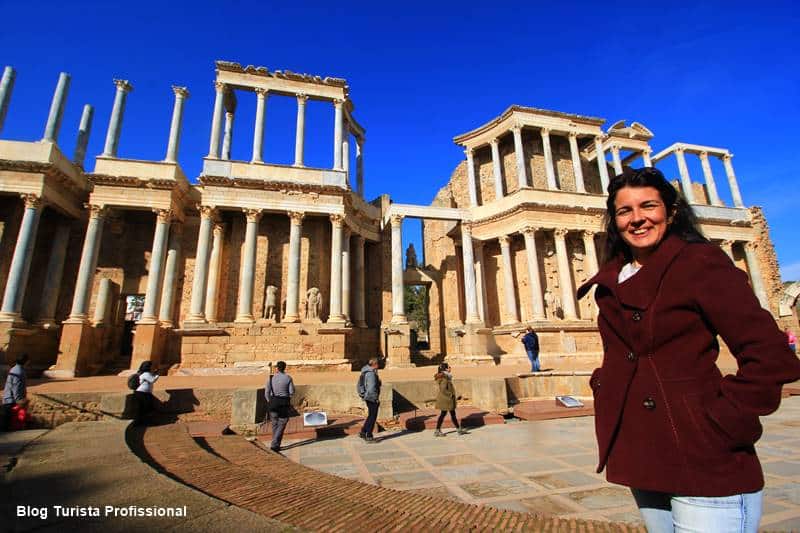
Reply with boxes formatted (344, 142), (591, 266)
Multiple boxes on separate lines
(601, 167), (707, 264)
(138, 361), (152, 374)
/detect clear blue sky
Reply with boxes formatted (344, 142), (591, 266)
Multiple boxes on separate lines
(2, 1), (798, 279)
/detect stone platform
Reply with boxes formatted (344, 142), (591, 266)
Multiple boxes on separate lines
(513, 398), (595, 421)
(399, 406), (505, 431)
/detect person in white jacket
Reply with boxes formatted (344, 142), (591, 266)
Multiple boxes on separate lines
(134, 361), (159, 425)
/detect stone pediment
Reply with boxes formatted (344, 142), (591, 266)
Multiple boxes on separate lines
(607, 119), (654, 140)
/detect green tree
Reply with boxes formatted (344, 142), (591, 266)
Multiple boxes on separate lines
(404, 285), (429, 331)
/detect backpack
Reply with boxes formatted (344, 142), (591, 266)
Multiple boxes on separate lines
(127, 373), (140, 391)
(356, 371), (367, 399)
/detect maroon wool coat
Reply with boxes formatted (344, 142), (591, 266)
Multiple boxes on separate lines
(577, 234), (800, 496)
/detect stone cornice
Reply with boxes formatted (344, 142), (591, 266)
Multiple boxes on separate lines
(87, 173), (179, 190)
(198, 174), (348, 197)
(0, 158), (90, 196)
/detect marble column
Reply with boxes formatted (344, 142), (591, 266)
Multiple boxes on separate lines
(499, 235), (519, 324)
(465, 149), (478, 206)
(568, 133), (585, 193)
(460, 224), (481, 324)
(207, 82), (225, 158)
(473, 241), (489, 323)
(236, 209), (262, 323)
(284, 211), (304, 323)
(353, 235), (367, 327)
(699, 151), (723, 206)
(342, 133), (351, 185)
(221, 111), (234, 161)
(68, 205), (105, 321)
(522, 227), (545, 320)
(490, 139), (504, 198)
(594, 136), (610, 193)
(333, 99), (344, 170)
(0, 66), (16, 133)
(675, 148), (695, 204)
(582, 230), (599, 319)
(93, 278), (112, 325)
(642, 149), (653, 168)
(722, 154), (745, 207)
(165, 86), (189, 163)
(356, 139), (364, 196)
(186, 206), (215, 322)
(744, 241), (769, 309)
(140, 209), (171, 323)
(73, 104), (94, 168)
(610, 143), (623, 175)
(205, 222), (224, 322)
(512, 126), (528, 189)
(42, 72), (70, 143)
(294, 94), (307, 166)
(390, 214), (406, 324)
(720, 240), (735, 262)
(102, 79), (133, 157)
(328, 214), (345, 323)
(541, 128), (558, 190)
(553, 228), (577, 320)
(0, 195), (43, 322)
(342, 228), (351, 321)
(37, 223), (70, 323)
(158, 223), (182, 326)
(252, 88), (268, 163)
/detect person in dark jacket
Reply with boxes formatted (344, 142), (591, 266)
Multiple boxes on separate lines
(266, 361), (294, 452)
(433, 363), (466, 437)
(577, 167), (800, 532)
(1, 353), (28, 431)
(521, 327), (540, 372)
(357, 358), (381, 442)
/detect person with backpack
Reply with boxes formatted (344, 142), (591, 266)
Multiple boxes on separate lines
(433, 363), (467, 437)
(357, 358), (381, 442)
(521, 327), (540, 373)
(132, 361), (158, 425)
(265, 361), (294, 452)
(2, 353), (29, 431)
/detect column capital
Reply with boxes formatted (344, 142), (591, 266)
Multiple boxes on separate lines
(153, 208), (172, 224)
(244, 208), (262, 223)
(698, 150), (709, 159)
(583, 229), (596, 238)
(722, 153), (733, 161)
(521, 226), (539, 237)
(722, 239), (736, 247)
(85, 204), (106, 219)
(113, 79), (133, 93)
(554, 228), (569, 239)
(212, 221), (224, 235)
(498, 234), (512, 247)
(594, 134), (606, 143)
(609, 142), (621, 151)
(213, 81), (225, 92)
(296, 93), (308, 103)
(333, 98), (345, 108)
(490, 138), (500, 147)
(390, 214), (404, 226)
(642, 147), (652, 156)
(464, 147), (474, 158)
(254, 87), (268, 97)
(461, 222), (473, 237)
(540, 127), (551, 136)
(674, 146), (685, 154)
(744, 240), (757, 252)
(172, 86), (189, 98)
(511, 124), (522, 134)
(198, 205), (217, 219)
(288, 211), (305, 225)
(568, 131), (579, 139)
(20, 193), (42, 210)
(330, 213), (344, 227)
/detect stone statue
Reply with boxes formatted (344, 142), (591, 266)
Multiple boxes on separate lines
(305, 287), (322, 320)
(405, 243), (418, 269)
(544, 288), (562, 319)
(263, 285), (278, 320)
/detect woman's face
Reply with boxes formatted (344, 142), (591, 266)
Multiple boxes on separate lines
(613, 186), (670, 262)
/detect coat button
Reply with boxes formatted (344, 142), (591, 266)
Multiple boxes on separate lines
(642, 397), (656, 410)
(626, 352), (636, 361)
(632, 311), (642, 321)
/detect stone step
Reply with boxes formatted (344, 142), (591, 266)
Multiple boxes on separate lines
(512, 398), (595, 421)
(255, 413), (367, 440)
(398, 406), (504, 431)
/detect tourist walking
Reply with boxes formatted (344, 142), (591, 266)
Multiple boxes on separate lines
(134, 361), (159, 425)
(787, 328), (797, 353)
(521, 327), (540, 372)
(1, 353), (29, 431)
(357, 358), (381, 442)
(433, 363), (466, 437)
(577, 167), (800, 533)
(266, 361), (294, 452)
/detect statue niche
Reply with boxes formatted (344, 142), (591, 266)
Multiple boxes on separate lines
(304, 287), (322, 321)
(263, 285), (278, 320)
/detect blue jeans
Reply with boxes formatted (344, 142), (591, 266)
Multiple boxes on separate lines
(632, 488), (762, 533)
(526, 349), (540, 372)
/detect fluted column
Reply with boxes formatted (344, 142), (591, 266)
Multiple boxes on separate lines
(205, 222), (224, 322)
(720, 240), (735, 262)
(333, 99), (344, 170)
(490, 139), (504, 198)
(42, 72), (71, 143)
(37, 223), (70, 323)
(165, 86), (189, 162)
(93, 278), (112, 325)
(140, 209), (172, 323)
(284, 211), (304, 323)
(473, 241), (489, 322)
(186, 206), (216, 323)
(294, 94), (307, 166)
(594, 136), (610, 194)
(236, 209), (262, 323)
(675, 148), (695, 204)
(356, 139), (364, 196)
(744, 241), (769, 309)
(390, 214), (406, 324)
(252, 88), (268, 163)
(582, 230), (599, 319)
(699, 151), (723, 206)
(465, 149), (478, 206)
(541, 128), (558, 190)
(328, 214), (345, 323)
(341, 228), (352, 321)
(499, 235), (519, 324)
(642, 148), (653, 168)
(73, 104), (94, 168)
(102, 79), (133, 157)
(460, 224), (481, 324)
(0, 195), (43, 322)
(568, 133), (585, 193)
(342, 133), (351, 185)
(0, 66), (16, 133)
(67, 205), (105, 322)
(353, 235), (367, 327)
(158, 222), (182, 326)
(553, 228), (577, 320)
(207, 82), (225, 158)
(512, 126), (528, 188)
(610, 143), (623, 175)
(221, 111), (234, 161)
(522, 227), (545, 320)
(722, 154), (745, 207)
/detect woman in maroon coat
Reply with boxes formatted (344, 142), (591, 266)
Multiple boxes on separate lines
(577, 167), (800, 532)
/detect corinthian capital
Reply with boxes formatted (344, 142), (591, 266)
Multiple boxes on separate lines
(390, 214), (404, 226)
(255, 87), (269, 97)
(85, 203), (106, 219)
(244, 208), (263, 223)
(20, 193), (42, 210)
(154, 208), (173, 224)
(288, 211), (305, 225)
(114, 79), (133, 92)
(521, 226), (539, 237)
(554, 228), (569, 239)
(330, 213), (344, 227)
(213, 81), (226, 92)
(172, 86), (190, 98)
(498, 235), (512, 247)
(198, 205), (217, 219)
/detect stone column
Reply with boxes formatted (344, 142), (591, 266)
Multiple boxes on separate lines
(328, 214), (345, 323)
(140, 209), (171, 323)
(333, 99), (344, 170)
(186, 206), (216, 322)
(236, 209), (262, 323)
(490, 139), (504, 198)
(582, 230), (600, 319)
(221, 111), (234, 161)
(675, 148), (695, 204)
(553, 228), (577, 320)
(42, 72), (71, 143)
(460, 224), (481, 324)
(473, 241), (489, 322)
(353, 235), (367, 327)
(342, 133), (351, 185)
(390, 214), (406, 324)
(522, 227), (545, 320)
(205, 222), (224, 322)
(499, 235), (519, 324)
(73, 104), (94, 168)
(568, 133), (585, 193)
(512, 126), (528, 188)
(102, 79), (133, 157)
(294, 94), (307, 166)
(0, 195), (43, 322)
(720, 240), (735, 262)
(165, 86), (189, 163)
(67, 205), (105, 321)
(158, 223), (182, 326)
(610, 143), (623, 175)
(356, 139), (364, 196)
(744, 241), (769, 309)
(93, 278), (112, 325)
(342, 228), (351, 321)
(594, 136), (610, 193)
(465, 149), (478, 206)
(207, 82), (225, 158)
(722, 154), (745, 207)
(37, 223), (70, 323)
(252, 88), (268, 163)
(284, 211), (304, 323)
(642, 148), (653, 168)
(541, 128), (558, 190)
(699, 151), (723, 206)
(0, 66), (16, 133)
